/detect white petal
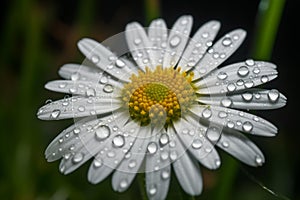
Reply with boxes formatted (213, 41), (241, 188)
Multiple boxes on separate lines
(173, 117), (220, 170)
(145, 130), (171, 200)
(163, 15), (193, 68)
(169, 126), (203, 196)
(37, 96), (121, 120)
(88, 120), (140, 184)
(217, 128), (265, 166)
(195, 60), (278, 94)
(44, 79), (123, 97)
(126, 22), (156, 71)
(178, 20), (221, 71)
(148, 18), (168, 67)
(111, 126), (150, 192)
(193, 29), (246, 79)
(197, 89), (287, 110)
(77, 38), (136, 82)
(58, 63), (102, 80)
(56, 112), (129, 174)
(189, 105), (277, 137)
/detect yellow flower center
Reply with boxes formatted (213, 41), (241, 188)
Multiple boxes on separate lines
(121, 66), (197, 126)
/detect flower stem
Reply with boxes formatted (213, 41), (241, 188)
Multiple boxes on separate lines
(144, 0), (161, 24)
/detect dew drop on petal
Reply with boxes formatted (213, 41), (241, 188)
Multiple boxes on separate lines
(112, 135), (125, 148)
(170, 150), (177, 161)
(95, 125), (111, 140)
(221, 98), (232, 107)
(218, 111), (228, 118)
(253, 67), (260, 74)
(50, 109), (61, 119)
(244, 81), (254, 88)
(242, 121), (253, 132)
(72, 152), (84, 163)
(227, 83), (236, 92)
(192, 139), (203, 149)
(161, 170), (170, 179)
(222, 37), (232, 46)
(227, 121), (235, 128)
(147, 142), (158, 154)
(91, 55), (100, 64)
(245, 59), (255, 66)
(120, 179), (128, 189)
(206, 126), (221, 142)
(86, 88), (96, 97)
(149, 185), (157, 196)
(255, 155), (263, 166)
(202, 107), (212, 119)
(237, 66), (249, 77)
(222, 141), (229, 148)
(217, 71), (228, 80)
(261, 75), (269, 83)
(242, 92), (253, 102)
(159, 134), (169, 146)
(160, 151), (169, 160)
(103, 84), (114, 93)
(115, 59), (126, 68)
(78, 106), (85, 112)
(128, 159), (137, 168)
(215, 159), (221, 167)
(170, 35), (181, 47)
(268, 89), (279, 102)
(59, 83), (66, 88)
(134, 38), (141, 45)
(71, 73), (80, 81)
(236, 79), (244, 86)
(93, 159), (102, 168)
(202, 32), (209, 38)
(100, 76), (108, 84)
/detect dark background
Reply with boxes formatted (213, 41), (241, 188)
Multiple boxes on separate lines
(0, 0), (299, 199)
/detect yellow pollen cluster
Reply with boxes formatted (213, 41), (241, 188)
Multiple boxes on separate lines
(121, 66), (196, 126)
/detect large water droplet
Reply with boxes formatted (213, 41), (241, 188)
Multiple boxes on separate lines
(147, 142), (158, 154)
(202, 107), (212, 119)
(242, 92), (253, 101)
(161, 170), (170, 179)
(115, 59), (125, 68)
(73, 128), (80, 135)
(170, 151), (177, 161)
(160, 151), (169, 160)
(253, 67), (260, 74)
(238, 66), (249, 77)
(242, 121), (253, 132)
(261, 75), (269, 83)
(149, 185), (157, 196)
(245, 59), (255, 66)
(170, 35), (181, 47)
(268, 89), (279, 102)
(91, 55), (100, 64)
(192, 139), (203, 149)
(72, 152), (84, 163)
(159, 134), (169, 146)
(222, 141), (229, 148)
(50, 109), (61, 119)
(217, 71), (228, 80)
(227, 121), (235, 128)
(103, 84), (114, 93)
(206, 126), (221, 142)
(95, 125), (111, 140)
(221, 98), (232, 107)
(120, 179), (128, 189)
(227, 83), (236, 92)
(93, 159), (102, 168)
(112, 135), (125, 148)
(222, 37), (232, 46)
(244, 81), (254, 88)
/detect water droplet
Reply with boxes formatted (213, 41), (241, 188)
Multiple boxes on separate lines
(218, 111), (228, 118)
(78, 106), (85, 112)
(170, 151), (177, 161)
(50, 109), (61, 119)
(222, 141), (229, 148)
(143, 58), (149, 64)
(93, 159), (102, 168)
(242, 92), (253, 101)
(227, 83), (236, 92)
(108, 55), (116, 61)
(134, 38), (141, 45)
(202, 107), (212, 119)
(149, 185), (157, 196)
(170, 35), (181, 47)
(182, 129), (189, 134)
(237, 66), (249, 77)
(147, 142), (158, 154)
(103, 84), (114, 93)
(202, 32), (209, 38)
(116, 59), (126, 68)
(245, 59), (255, 66)
(253, 67), (260, 74)
(72, 152), (84, 163)
(60, 165), (65, 173)
(227, 121), (235, 128)
(221, 98), (232, 107)
(120, 179), (128, 189)
(73, 128), (80, 135)
(86, 88), (96, 97)
(161, 170), (170, 179)
(242, 121), (253, 132)
(236, 79), (244, 86)
(268, 89), (279, 102)
(91, 55), (100, 64)
(206, 126), (221, 142)
(261, 75), (269, 83)
(244, 81), (254, 88)
(253, 116), (260, 122)
(71, 73), (80, 81)
(187, 60), (196, 67)
(206, 40), (213, 47)
(100, 76), (108, 84)
(222, 37), (232, 46)
(95, 125), (111, 140)
(112, 135), (125, 148)
(217, 71), (228, 80)
(181, 18), (188, 25)
(107, 151), (115, 158)
(160, 151), (169, 160)
(215, 159), (221, 167)
(128, 159), (137, 168)
(192, 139), (203, 149)
(159, 134), (169, 146)
(255, 155), (263, 166)
(59, 83), (66, 88)
(69, 88), (77, 93)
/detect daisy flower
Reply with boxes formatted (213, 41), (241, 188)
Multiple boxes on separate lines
(37, 15), (286, 199)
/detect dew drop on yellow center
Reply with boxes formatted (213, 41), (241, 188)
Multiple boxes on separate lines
(121, 66), (197, 126)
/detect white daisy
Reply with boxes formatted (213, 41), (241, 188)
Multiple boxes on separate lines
(37, 15), (286, 199)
